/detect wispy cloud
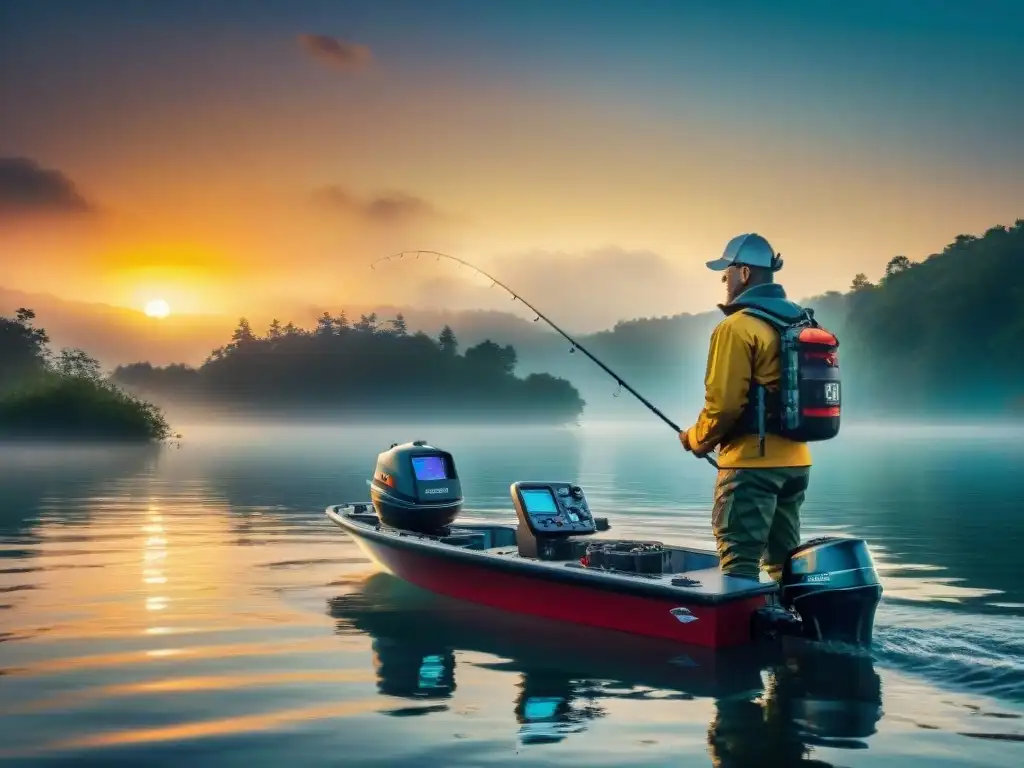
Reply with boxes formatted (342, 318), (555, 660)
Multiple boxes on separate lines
(297, 34), (372, 72)
(0, 157), (95, 217)
(312, 186), (440, 224)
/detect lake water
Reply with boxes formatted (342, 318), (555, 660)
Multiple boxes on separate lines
(1, 422), (1023, 766)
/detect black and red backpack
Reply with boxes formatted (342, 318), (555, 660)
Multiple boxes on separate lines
(735, 307), (841, 451)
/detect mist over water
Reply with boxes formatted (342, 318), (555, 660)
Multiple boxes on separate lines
(1, 421), (1023, 766)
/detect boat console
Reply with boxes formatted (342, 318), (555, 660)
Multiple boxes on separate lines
(512, 482), (597, 534)
(511, 481), (612, 559)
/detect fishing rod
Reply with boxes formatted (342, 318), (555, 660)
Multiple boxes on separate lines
(370, 250), (719, 469)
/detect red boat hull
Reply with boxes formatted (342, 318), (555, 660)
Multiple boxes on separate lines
(351, 533), (770, 649)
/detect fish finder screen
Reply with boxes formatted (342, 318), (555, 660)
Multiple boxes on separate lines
(520, 489), (558, 515)
(411, 456), (448, 481)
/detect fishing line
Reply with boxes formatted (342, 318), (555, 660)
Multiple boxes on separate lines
(370, 250), (719, 469)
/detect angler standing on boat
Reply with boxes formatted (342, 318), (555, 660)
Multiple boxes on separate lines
(679, 233), (840, 582)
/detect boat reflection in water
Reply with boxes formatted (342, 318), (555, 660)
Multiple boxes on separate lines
(328, 573), (882, 765)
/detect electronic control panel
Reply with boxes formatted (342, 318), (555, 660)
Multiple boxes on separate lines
(510, 481), (597, 536)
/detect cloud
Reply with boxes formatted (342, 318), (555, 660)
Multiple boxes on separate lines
(297, 34), (372, 72)
(312, 185), (441, 225)
(0, 157), (95, 217)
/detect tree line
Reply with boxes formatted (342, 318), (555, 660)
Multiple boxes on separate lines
(112, 311), (586, 422)
(0, 309), (172, 440)
(828, 220), (1024, 414)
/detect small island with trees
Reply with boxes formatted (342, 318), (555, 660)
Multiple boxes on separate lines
(111, 312), (587, 424)
(1, 309), (173, 441)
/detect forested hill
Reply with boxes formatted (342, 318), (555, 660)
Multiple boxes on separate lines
(510, 220), (1024, 420)
(834, 220), (1024, 415)
(111, 313), (585, 424)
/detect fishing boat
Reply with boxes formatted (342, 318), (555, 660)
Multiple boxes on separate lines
(325, 440), (883, 650)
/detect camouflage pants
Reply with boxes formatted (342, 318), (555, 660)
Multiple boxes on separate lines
(711, 466), (810, 581)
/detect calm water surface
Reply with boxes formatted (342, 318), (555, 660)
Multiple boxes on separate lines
(1, 422), (1023, 766)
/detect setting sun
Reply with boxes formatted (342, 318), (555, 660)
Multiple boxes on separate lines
(144, 299), (171, 318)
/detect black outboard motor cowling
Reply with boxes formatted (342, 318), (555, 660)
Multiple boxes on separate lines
(780, 536), (882, 646)
(369, 440), (463, 534)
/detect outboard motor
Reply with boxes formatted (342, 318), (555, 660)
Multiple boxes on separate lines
(369, 440), (463, 534)
(754, 536), (882, 647)
(783, 536), (882, 645)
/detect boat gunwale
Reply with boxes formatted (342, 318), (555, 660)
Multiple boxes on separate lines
(326, 504), (778, 606)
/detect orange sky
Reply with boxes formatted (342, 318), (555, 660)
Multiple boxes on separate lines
(2, 2), (1021, 331)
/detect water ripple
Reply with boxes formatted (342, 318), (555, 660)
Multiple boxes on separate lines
(2, 699), (383, 759)
(1, 426), (1023, 766)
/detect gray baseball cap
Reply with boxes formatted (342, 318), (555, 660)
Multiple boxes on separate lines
(705, 233), (783, 272)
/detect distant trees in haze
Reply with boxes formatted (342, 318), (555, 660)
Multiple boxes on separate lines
(112, 315), (585, 423)
(828, 221), (1024, 414)
(883, 255), (915, 278)
(850, 273), (873, 291)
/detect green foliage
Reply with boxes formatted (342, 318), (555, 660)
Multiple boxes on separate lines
(388, 313), (409, 337)
(882, 255), (916, 280)
(838, 219), (1024, 414)
(438, 324), (458, 355)
(51, 347), (103, 381)
(0, 311), (173, 441)
(112, 315), (585, 423)
(464, 340), (517, 378)
(0, 307), (50, 390)
(0, 371), (173, 441)
(850, 273), (873, 291)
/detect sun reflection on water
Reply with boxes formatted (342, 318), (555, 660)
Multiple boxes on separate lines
(143, 506), (169, 620)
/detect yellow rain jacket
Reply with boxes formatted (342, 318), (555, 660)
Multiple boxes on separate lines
(685, 288), (813, 469)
